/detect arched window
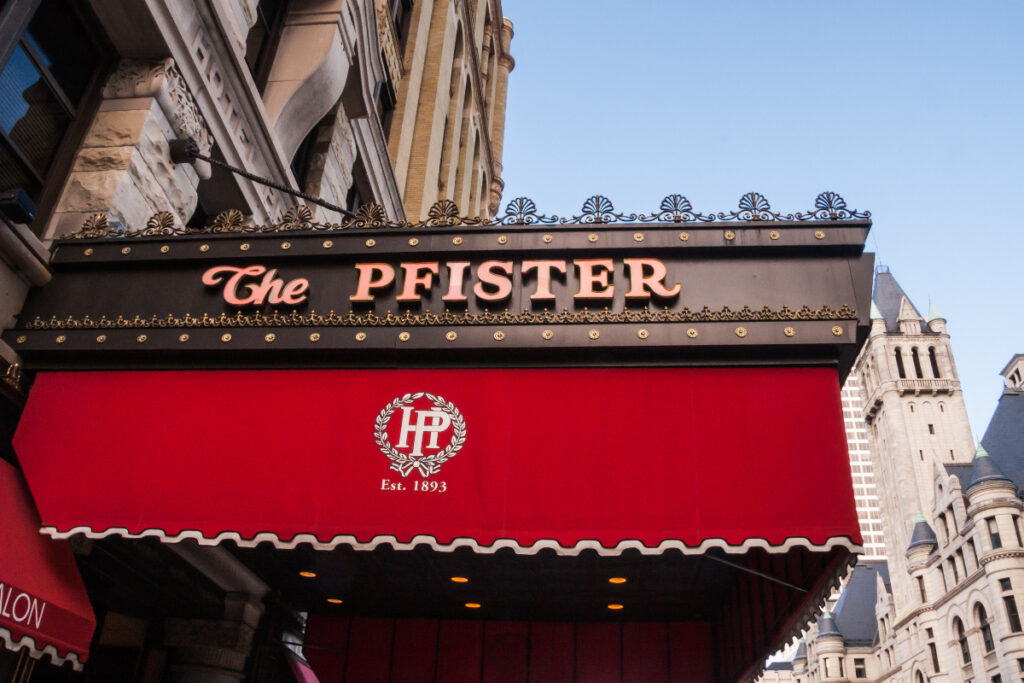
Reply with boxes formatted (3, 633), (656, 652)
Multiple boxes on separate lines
(929, 347), (941, 378)
(954, 617), (971, 664)
(938, 515), (949, 545)
(915, 672), (925, 683)
(911, 347), (924, 378)
(895, 348), (906, 378)
(976, 603), (995, 652)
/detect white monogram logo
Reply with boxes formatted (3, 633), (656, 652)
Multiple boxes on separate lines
(375, 393), (466, 477)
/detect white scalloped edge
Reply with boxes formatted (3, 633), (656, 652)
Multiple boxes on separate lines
(40, 526), (862, 556)
(0, 624), (84, 671)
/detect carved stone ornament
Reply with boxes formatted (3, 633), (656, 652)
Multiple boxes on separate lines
(102, 59), (213, 160)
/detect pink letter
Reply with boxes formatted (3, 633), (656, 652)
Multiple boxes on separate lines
(574, 259), (615, 300)
(397, 262), (440, 301)
(473, 261), (514, 302)
(623, 258), (681, 299)
(350, 263), (396, 302)
(442, 262), (471, 302)
(522, 260), (567, 302)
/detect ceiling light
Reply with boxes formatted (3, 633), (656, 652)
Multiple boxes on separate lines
(464, 602), (481, 609)
(450, 576), (469, 583)
(608, 577), (627, 584)
(299, 571), (317, 578)
(326, 598), (343, 604)
(607, 604), (624, 610)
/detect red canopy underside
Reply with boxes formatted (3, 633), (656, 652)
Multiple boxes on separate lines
(14, 367), (861, 552)
(0, 460), (95, 670)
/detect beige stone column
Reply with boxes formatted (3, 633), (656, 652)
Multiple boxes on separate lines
(487, 18), (514, 216)
(46, 59), (211, 238)
(164, 593), (263, 683)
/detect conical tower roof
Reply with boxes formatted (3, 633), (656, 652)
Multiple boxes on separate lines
(870, 300), (883, 319)
(927, 299), (943, 322)
(907, 511), (937, 551)
(793, 638), (807, 661)
(969, 443), (1011, 489)
(873, 269), (920, 332)
(816, 607), (841, 639)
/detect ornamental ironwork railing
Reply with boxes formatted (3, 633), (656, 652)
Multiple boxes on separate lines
(66, 191), (870, 240)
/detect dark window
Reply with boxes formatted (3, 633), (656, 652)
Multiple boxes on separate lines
(955, 617), (971, 664)
(374, 75), (396, 139)
(939, 516), (950, 545)
(928, 641), (940, 672)
(917, 576), (927, 602)
(992, 676), (1001, 683)
(929, 347), (941, 377)
(895, 348), (906, 378)
(949, 557), (959, 583)
(390, 0), (414, 61)
(915, 673), (925, 683)
(1016, 517), (1024, 547)
(1017, 657), (1024, 672)
(928, 423), (935, 434)
(977, 604), (995, 652)
(0, 0), (104, 223)
(854, 658), (866, 678)
(838, 658), (844, 678)
(912, 347), (924, 378)
(1004, 595), (1022, 633)
(988, 517), (1003, 549)
(969, 539), (979, 568)
(245, 0), (287, 91)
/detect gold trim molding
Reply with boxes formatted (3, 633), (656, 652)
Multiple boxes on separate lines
(25, 304), (857, 331)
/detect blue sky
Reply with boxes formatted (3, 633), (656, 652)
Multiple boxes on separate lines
(500, 1), (1024, 434)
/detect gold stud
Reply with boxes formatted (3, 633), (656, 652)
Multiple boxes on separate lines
(221, 333), (232, 342)
(588, 233), (599, 243)
(178, 333), (189, 343)
(121, 246), (131, 255)
(633, 233), (644, 242)
(322, 240), (333, 249)
(637, 328), (649, 339)
(541, 329), (553, 340)
(409, 237), (419, 246)
(497, 235), (508, 245)
(83, 247), (94, 256)
(686, 328), (698, 338)
(96, 334), (107, 343)
(281, 241), (291, 250)
(56, 335), (67, 344)
(769, 231), (780, 240)
(588, 329), (600, 340)
(160, 245), (170, 253)
(309, 332), (321, 342)
(240, 243), (250, 251)
(452, 236), (464, 245)
(445, 330), (457, 341)
(398, 331), (410, 342)
(784, 326), (796, 337)
(355, 332), (367, 342)
(679, 232), (689, 242)
(832, 325), (843, 336)
(493, 330), (506, 341)
(815, 230), (826, 240)
(542, 234), (553, 243)
(365, 238), (376, 248)
(735, 326), (747, 337)
(724, 230), (736, 241)
(136, 334), (147, 343)
(199, 244), (210, 252)
(264, 333), (275, 343)
(15, 335), (26, 344)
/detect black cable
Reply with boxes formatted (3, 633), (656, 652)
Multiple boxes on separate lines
(170, 137), (356, 219)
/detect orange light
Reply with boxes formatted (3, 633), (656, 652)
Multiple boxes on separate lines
(464, 602), (481, 609)
(608, 577), (627, 584)
(299, 571), (317, 578)
(326, 598), (343, 604)
(607, 604), (624, 610)
(450, 576), (469, 583)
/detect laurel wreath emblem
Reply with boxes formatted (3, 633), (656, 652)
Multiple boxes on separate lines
(374, 392), (467, 477)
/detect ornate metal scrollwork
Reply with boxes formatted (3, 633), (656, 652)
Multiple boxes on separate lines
(63, 192), (870, 239)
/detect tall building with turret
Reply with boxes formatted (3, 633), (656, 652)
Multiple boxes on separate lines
(762, 269), (1024, 682)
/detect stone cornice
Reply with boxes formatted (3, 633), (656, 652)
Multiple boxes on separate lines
(981, 548), (1024, 565)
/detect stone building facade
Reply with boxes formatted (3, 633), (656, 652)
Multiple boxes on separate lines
(761, 269), (1024, 683)
(0, 0), (511, 680)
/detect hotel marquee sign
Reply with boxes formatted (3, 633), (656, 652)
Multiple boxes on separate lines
(5, 213), (874, 375)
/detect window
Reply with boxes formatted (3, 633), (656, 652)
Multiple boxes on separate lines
(917, 575), (927, 602)
(0, 0), (106, 228)
(916, 673), (925, 683)
(988, 517), (1003, 549)
(1002, 580), (1022, 633)
(969, 539), (979, 568)
(912, 347), (924, 378)
(895, 348), (907, 378)
(854, 658), (866, 678)
(954, 617), (971, 664)
(929, 347), (941, 377)
(976, 603), (995, 652)
(992, 676), (1001, 683)
(838, 658), (844, 678)
(948, 557), (959, 584)
(928, 641), (940, 672)
(245, 0), (287, 91)
(939, 515), (950, 545)
(1016, 517), (1024, 547)
(928, 423), (935, 434)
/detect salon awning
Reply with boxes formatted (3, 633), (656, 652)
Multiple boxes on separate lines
(14, 367), (861, 680)
(0, 459), (95, 670)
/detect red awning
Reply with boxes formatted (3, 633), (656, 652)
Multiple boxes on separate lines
(0, 459), (95, 670)
(14, 367), (860, 554)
